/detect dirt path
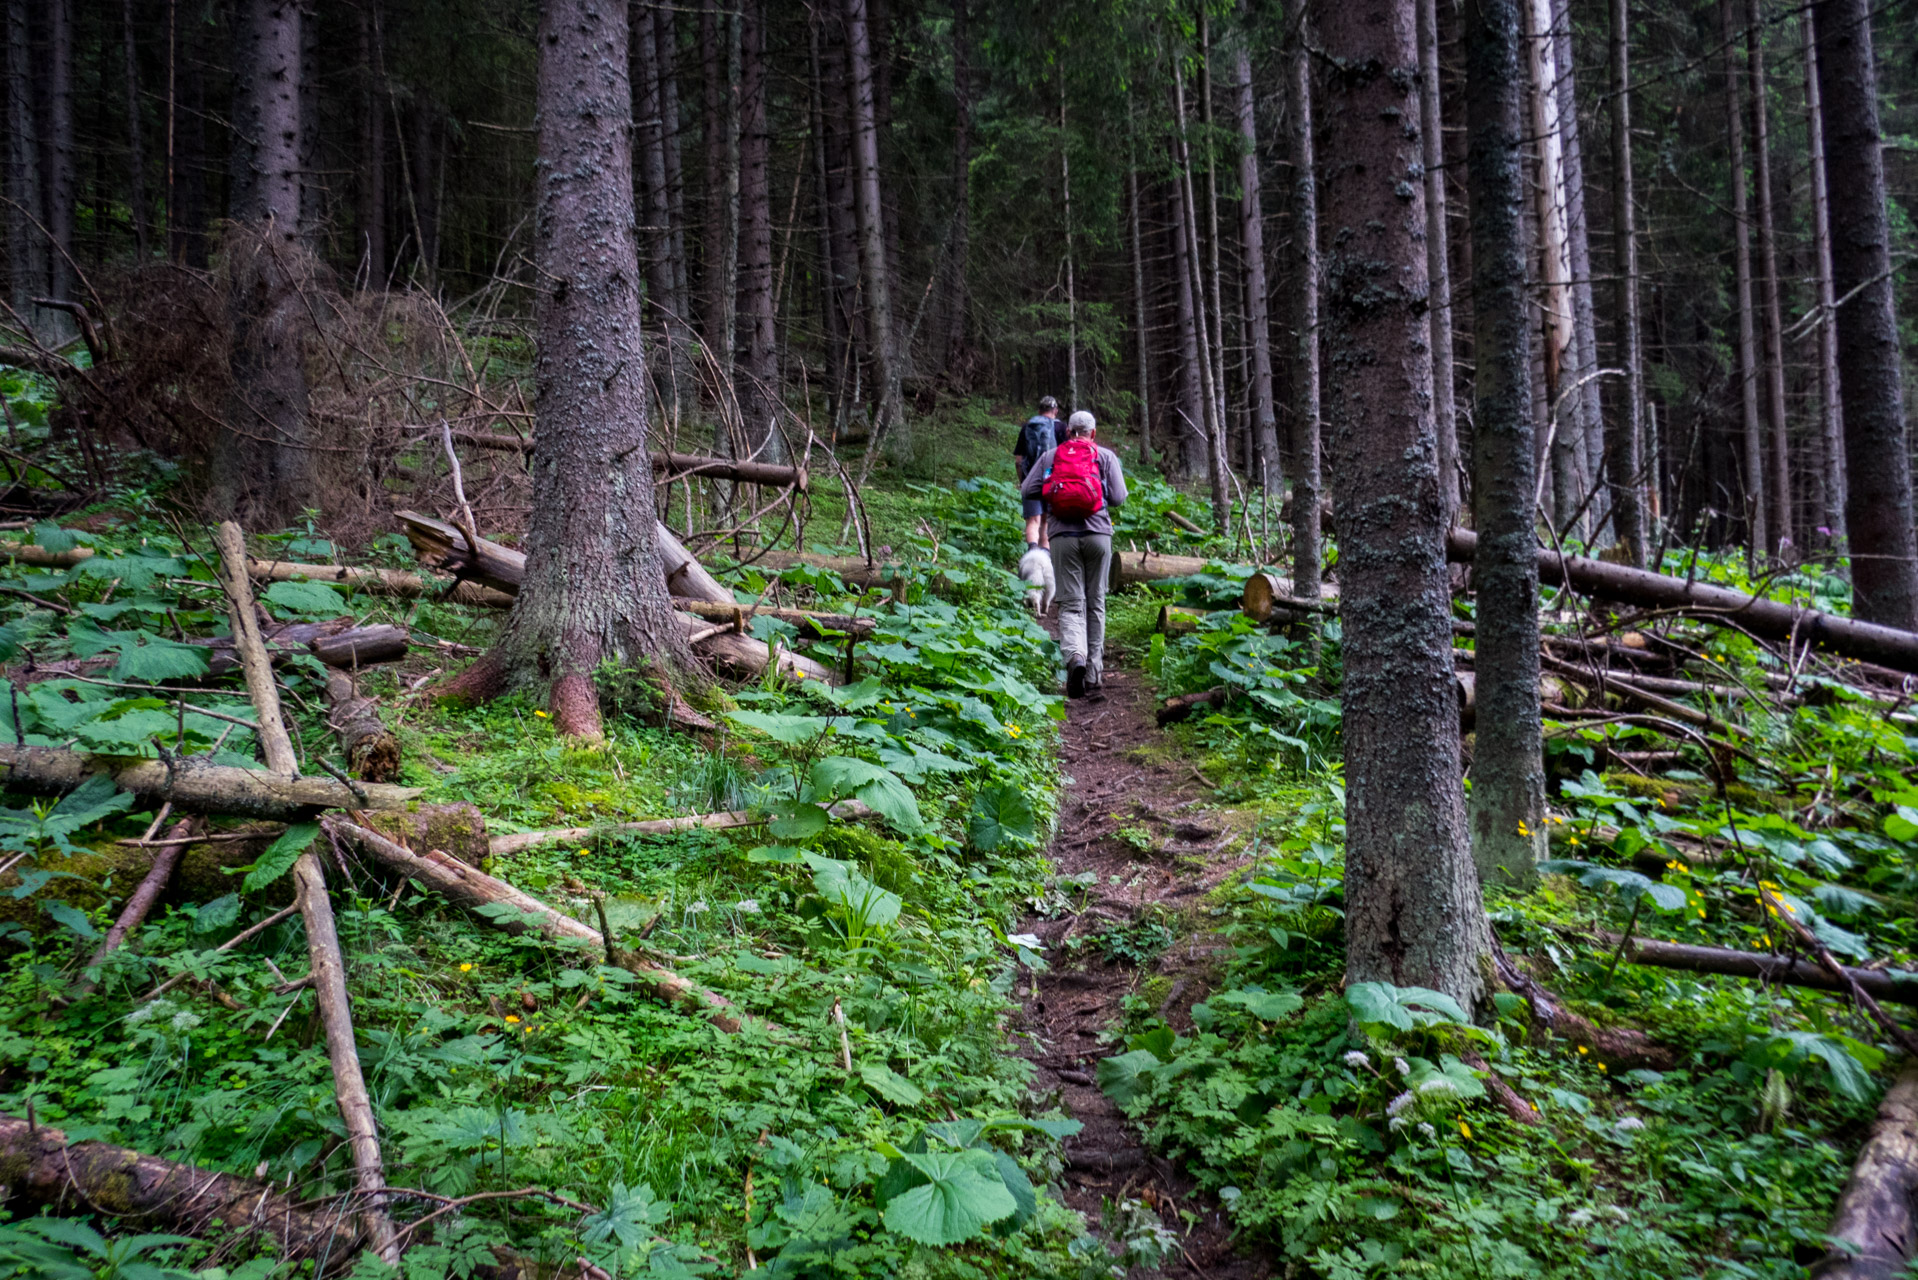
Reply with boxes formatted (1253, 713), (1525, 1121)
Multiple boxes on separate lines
(1017, 660), (1273, 1279)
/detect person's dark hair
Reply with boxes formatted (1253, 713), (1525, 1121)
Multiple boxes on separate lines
(1037, 395), (1059, 413)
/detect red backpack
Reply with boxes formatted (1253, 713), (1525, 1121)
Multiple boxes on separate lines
(1042, 438), (1105, 520)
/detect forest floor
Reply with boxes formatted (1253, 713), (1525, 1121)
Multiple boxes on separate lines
(1015, 638), (1273, 1279)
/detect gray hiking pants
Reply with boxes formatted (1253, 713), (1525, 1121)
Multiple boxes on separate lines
(1051, 534), (1112, 685)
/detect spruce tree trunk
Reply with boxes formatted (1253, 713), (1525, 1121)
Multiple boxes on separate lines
(440, 0), (691, 738)
(1289, 36), (1323, 605)
(211, 0), (313, 526)
(1169, 180), (1207, 480)
(5, 0), (46, 334)
(1606, 0), (1648, 567)
(122, 0), (150, 260)
(843, 0), (905, 454)
(1803, 11), (1846, 548)
(1128, 155), (1153, 470)
(698, 0), (739, 396)
(1060, 85), (1078, 409)
(1814, 0), (1918, 628)
(808, 17), (851, 434)
(1722, 0), (1766, 563)
(1465, 0), (1547, 891)
(1522, 0), (1584, 534)
(1235, 6), (1279, 497)
(1319, 0), (1490, 1008)
(1746, 0), (1791, 555)
(936, 0), (970, 377)
(1418, 0), (1459, 519)
(1197, 10), (1229, 459)
(1551, 0), (1605, 537)
(43, 0), (73, 334)
(654, 2), (689, 340)
(357, 3), (386, 283)
(1172, 59), (1230, 532)
(734, 0), (781, 459)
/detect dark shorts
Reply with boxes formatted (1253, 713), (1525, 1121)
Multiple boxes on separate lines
(1022, 496), (1045, 519)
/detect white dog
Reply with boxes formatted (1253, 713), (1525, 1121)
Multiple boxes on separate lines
(1018, 546), (1056, 617)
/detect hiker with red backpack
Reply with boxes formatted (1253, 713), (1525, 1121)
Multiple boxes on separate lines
(1019, 410), (1128, 699)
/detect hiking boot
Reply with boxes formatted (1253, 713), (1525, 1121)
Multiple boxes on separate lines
(1066, 662), (1087, 699)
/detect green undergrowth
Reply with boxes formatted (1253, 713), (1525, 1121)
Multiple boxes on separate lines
(0, 460), (1210, 1276)
(1096, 552), (1918, 1278)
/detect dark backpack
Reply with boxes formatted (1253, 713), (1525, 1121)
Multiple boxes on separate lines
(1043, 438), (1105, 520)
(1019, 415), (1057, 461)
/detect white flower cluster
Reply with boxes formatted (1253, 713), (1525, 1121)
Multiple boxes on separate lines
(1394, 1057), (1411, 1077)
(1568, 1205), (1632, 1228)
(1416, 1077), (1458, 1100)
(1615, 1116), (1645, 1132)
(1342, 1051), (1372, 1070)
(1386, 1091), (1415, 1131)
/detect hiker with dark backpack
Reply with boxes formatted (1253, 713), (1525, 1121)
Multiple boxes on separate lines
(1012, 396), (1063, 551)
(1019, 410), (1128, 698)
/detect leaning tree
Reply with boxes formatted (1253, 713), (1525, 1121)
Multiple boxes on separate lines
(1317, 0), (1492, 1008)
(441, 0), (692, 737)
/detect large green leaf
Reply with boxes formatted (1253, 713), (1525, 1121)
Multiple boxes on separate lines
(262, 579), (347, 617)
(1212, 986), (1304, 1021)
(240, 822), (320, 893)
(967, 783), (1036, 852)
(811, 756), (921, 833)
(879, 1149), (1018, 1245)
(768, 799), (830, 841)
(1345, 982), (1471, 1031)
(1095, 1048), (1165, 1106)
(726, 710), (837, 745)
(857, 1063), (925, 1106)
(111, 634), (211, 683)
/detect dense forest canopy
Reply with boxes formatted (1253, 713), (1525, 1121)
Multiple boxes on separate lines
(3, 0), (1918, 1277)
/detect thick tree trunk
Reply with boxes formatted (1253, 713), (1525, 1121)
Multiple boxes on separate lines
(734, 0), (781, 460)
(843, 0), (905, 453)
(815, 14), (861, 437)
(698, 0), (739, 396)
(655, 1), (689, 342)
(5, 0), (46, 334)
(1168, 180), (1207, 480)
(1172, 60), (1229, 531)
(1803, 13), (1846, 548)
(442, 0), (692, 739)
(1606, 0), (1648, 568)
(0, 1114), (365, 1259)
(1814, 0), (1918, 629)
(1418, 0), (1459, 519)
(1550, 0), (1605, 538)
(1523, 0), (1586, 535)
(1746, 0), (1791, 556)
(1722, 0), (1767, 563)
(1464, 0), (1547, 892)
(1814, 1060), (1918, 1279)
(121, 0), (149, 260)
(936, 0), (970, 376)
(212, 0), (313, 527)
(1235, 7), (1279, 497)
(1289, 37), (1323, 604)
(1319, 0), (1490, 1010)
(632, 0), (695, 426)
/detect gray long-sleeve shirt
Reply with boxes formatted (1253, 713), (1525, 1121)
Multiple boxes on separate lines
(1019, 443), (1129, 538)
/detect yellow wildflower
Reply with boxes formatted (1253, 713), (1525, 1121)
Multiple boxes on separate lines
(1696, 910), (1706, 919)
(1517, 822), (1531, 837)
(1577, 1045), (1589, 1055)
(1667, 861), (1684, 872)
(577, 848), (591, 857)
(534, 710), (548, 719)
(1597, 1063), (1608, 1072)
(1568, 836), (1581, 847)
(1458, 1121), (1472, 1140)
(504, 1014), (520, 1024)
(459, 963), (473, 973)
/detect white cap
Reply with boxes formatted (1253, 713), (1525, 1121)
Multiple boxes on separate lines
(1066, 410), (1097, 436)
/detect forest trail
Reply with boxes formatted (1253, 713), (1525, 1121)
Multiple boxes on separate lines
(1015, 654), (1273, 1279)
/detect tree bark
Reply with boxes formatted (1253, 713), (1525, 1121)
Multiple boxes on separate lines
(1289, 35), (1323, 605)
(441, 0), (693, 740)
(1746, 0), (1791, 556)
(1446, 526), (1918, 672)
(121, 0), (150, 260)
(1168, 176), (1208, 480)
(1550, 0), (1605, 538)
(1060, 83), (1080, 410)
(1418, 0), (1459, 520)
(1196, 9), (1228, 467)
(1523, 0), (1586, 535)
(1127, 151), (1153, 469)
(1606, 0), (1648, 568)
(1814, 1060), (1918, 1279)
(698, 0), (739, 396)
(632, 0), (694, 426)
(1813, 0), (1918, 629)
(1464, 0), (1547, 891)
(1721, 0), (1767, 564)
(843, 0), (905, 453)
(73, 817), (191, 997)
(1236, 4), (1279, 497)
(212, 0), (313, 527)
(1319, 0), (1490, 1010)
(1803, 12), (1845, 548)
(42, 0), (73, 336)
(734, 0), (781, 460)
(936, 0), (971, 376)
(655, 1), (689, 346)
(1172, 59), (1229, 531)
(6, 0), (47, 336)
(357, 2), (386, 282)
(0, 1114), (364, 1259)
(325, 671), (400, 782)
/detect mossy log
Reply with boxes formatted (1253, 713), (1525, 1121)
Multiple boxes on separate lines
(0, 743), (420, 818)
(676, 599), (877, 637)
(0, 1112), (363, 1259)
(248, 557), (514, 609)
(489, 798), (874, 858)
(1814, 1060), (1918, 1278)
(326, 671), (401, 782)
(1599, 933), (1918, 1006)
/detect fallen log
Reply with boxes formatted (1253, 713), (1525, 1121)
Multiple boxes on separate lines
(0, 540), (93, 568)
(0, 744), (419, 818)
(1601, 933), (1918, 1007)
(1491, 944), (1674, 1070)
(677, 612), (837, 684)
(748, 549), (928, 591)
(1107, 549), (1213, 590)
(0, 1112), (363, 1258)
(676, 599), (877, 637)
(1241, 571), (1338, 622)
(1538, 652), (1748, 738)
(248, 557), (515, 609)
(1156, 687), (1229, 727)
(447, 432), (809, 490)
(1814, 1060), (1918, 1279)
(400, 510), (740, 608)
(656, 521), (734, 604)
(489, 798), (876, 858)
(215, 521), (397, 1263)
(1157, 605), (1205, 636)
(200, 620), (412, 676)
(326, 670), (401, 782)
(71, 816), (191, 998)
(310, 624), (410, 669)
(1446, 527), (1918, 675)
(335, 818), (758, 1034)
(1164, 509), (1206, 536)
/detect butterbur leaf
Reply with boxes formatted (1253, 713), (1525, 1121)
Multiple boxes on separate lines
(726, 710), (836, 745)
(857, 1063), (925, 1107)
(262, 579), (347, 617)
(768, 799), (830, 841)
(193, 894), (242, 933)
(1345, 981), (1470, 1031)
(967, 783), (1036, 852)
(990, 1149), (1038, 1235)
(240, 822), (320, 893)
(112, 634), (211, 683)
(31, 521), (77, 553)
(42, 900), (99, 939)
(1212, 986), (1304, 1021)
(1096, 1048), (1164, 1106)
(880, 1149), (1018, 1246)
(811, 756), (921, 833)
